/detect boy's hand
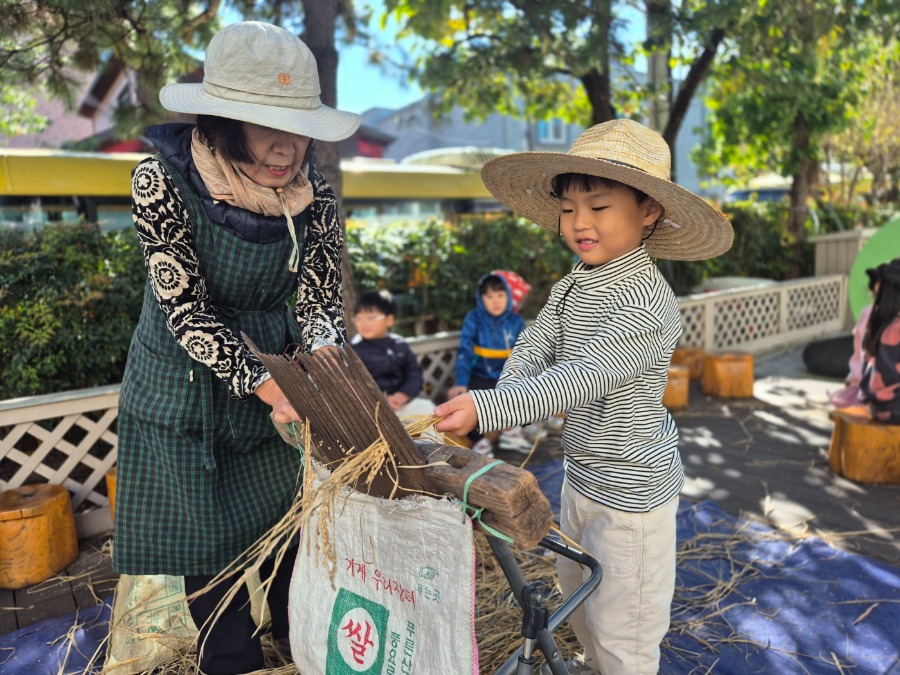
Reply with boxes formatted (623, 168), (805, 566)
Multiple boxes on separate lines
(387, 391), (409, 411)
(447, 385), (468, 399)
(434, 393), (478, 436)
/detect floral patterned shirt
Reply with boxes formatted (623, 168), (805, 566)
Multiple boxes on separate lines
(131, 158), (346, 400)
(860, 315), (900, 423)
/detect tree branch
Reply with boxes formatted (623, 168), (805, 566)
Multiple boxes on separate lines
(663, 26), (725, 148)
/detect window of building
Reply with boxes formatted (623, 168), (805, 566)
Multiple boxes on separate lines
(537, 119), (566, 145)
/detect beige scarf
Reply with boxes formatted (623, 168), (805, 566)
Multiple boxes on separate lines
(191, 129), (313, 271)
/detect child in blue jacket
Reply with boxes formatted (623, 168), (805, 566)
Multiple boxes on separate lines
(448, 273), (527, 451)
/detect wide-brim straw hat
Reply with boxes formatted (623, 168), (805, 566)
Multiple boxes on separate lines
(159, 22), (360, 142)
(481, 119), (733, 261)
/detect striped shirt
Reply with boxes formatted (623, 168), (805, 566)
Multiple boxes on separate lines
(470, 246), (683, 512)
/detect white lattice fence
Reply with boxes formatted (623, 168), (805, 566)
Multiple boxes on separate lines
(408, 332), (464, 401)
(677, 275), (846, 351)
(0, 385), (119, 511)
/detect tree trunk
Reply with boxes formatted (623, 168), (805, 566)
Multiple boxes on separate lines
(646, 0), (672, 136)
(300, 0), (358, 335)
(663, 27), (725, 180)
(584, 0), (615, 124)
(788, 113), (815, 278)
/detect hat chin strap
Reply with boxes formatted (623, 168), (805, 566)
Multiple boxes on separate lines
(641, 218), (660, 242)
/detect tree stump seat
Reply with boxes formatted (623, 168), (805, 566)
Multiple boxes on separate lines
(828, 407), (900, 484)
(0, 484), (79, 590)
(663, 365), (690, 410)
(672, 346), (705, 381)
(106, 467), (118, 520)
(701, 351), (754, 399)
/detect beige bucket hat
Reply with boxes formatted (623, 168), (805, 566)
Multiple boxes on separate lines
(159, 22), (360, 142)
(481, 119), (733, 261)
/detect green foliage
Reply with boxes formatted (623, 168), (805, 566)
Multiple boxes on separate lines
(0, 223), (144, 398)
(0, 0), (222, 134)
(382, 0), (621, 126)
(695, 0), (899, 192)
(0, 86), (47, 140)
(666, 200), (839, 294)
(346, 216), (574, 332)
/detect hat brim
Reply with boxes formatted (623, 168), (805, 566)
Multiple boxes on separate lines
(481, 152), (733, 262)
(160, 83), (361, 142)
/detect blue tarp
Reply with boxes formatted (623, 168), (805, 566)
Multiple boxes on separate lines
(0, 598), (110, 674)
(2, 457), (898, 674)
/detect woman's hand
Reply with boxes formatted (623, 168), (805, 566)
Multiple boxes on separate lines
(434, 393), (478, 436)
(255, 378), (301, 424)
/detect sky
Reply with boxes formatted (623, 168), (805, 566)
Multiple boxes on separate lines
(336, 37), (423, 115)
(335, 4), (424, 115)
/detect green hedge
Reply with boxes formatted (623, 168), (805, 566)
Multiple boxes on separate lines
(0, 223), (145, 399)
(3, 201), (892, 397)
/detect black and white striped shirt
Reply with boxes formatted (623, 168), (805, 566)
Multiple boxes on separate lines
(470, 246), (683, 512)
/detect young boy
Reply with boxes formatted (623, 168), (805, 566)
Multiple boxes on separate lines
(435, 119), (733, 675)
(447, 273), (527, 453)
(351, 290), (434, 420)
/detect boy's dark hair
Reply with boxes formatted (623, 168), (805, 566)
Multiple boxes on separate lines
(478, 274), (507, 296)
(551, 173), (650, 205)
(355, 289), (397, 316)
(863, 261), (900, 358)
(196, 115), (316, 169)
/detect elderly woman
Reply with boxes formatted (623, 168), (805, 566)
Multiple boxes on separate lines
(113, 22), (359, 674)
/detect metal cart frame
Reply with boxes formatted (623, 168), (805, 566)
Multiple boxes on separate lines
(489, 534), (602, 675)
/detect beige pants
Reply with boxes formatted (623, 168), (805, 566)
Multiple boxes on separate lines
(557, 480), (678, 675)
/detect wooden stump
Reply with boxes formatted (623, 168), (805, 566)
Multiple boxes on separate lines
(0, 484), (79, 590)
(663, 365), (690, 410)
(106, 467), (118, 521)
(672, 346), (705, 381)
(415, 442), (554, 548)
(828, 408), (900, 484)
(701, 352), (754, 398)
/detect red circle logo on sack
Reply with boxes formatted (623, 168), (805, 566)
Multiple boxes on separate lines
(278, 72), (292, 86)
(336, 607), (379, 670)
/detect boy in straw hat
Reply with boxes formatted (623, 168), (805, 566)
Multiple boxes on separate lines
(435, 118), (732, 674)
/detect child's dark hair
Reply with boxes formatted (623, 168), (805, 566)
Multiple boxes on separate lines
(551, 173), (650, 205)
(355, 289), (397, 316)
(478, 274), (507, 296)
(863, 261), (900, 358)
(866, 263), (887, 293)
(196, 115), (316, 170)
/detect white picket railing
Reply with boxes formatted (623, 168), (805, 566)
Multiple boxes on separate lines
(0, 275), (847, 534)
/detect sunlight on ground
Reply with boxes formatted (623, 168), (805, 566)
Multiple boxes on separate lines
(680, 426), (722, 449)
(681, 475), (731, 501)
(752, 409), (832, 445)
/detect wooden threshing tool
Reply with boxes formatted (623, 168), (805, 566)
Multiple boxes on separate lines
(245, 339), (554, 548)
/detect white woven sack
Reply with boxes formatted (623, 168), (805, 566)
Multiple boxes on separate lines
(288, 490), (479, 674)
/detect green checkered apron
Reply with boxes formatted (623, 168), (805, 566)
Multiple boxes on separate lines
(113, 157), (305, 575)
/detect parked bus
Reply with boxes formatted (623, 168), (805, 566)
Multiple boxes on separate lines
(0, 149), (500, 232)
